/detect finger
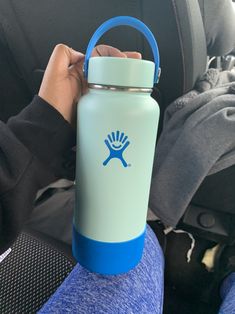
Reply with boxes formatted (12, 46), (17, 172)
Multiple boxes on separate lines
(123, 51), (142, 59)
(72, 59), (88, 95)
(91, 45), (127, 58)
(48, 44), (84, 74)
(70, 57), (84, 79)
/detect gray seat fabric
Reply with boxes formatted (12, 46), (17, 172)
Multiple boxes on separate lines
(198, 0), (235, 56)
(0, 0), (207, 113)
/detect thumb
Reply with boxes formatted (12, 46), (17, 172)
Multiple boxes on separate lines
(92, 45), (127, 58)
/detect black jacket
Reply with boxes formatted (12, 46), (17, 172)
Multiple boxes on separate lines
(0, 96), (76, 254)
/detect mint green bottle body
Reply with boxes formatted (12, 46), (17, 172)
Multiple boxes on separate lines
(72, 58), (159, 275)
(76, 87), (159, 238)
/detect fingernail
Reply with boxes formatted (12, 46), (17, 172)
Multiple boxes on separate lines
(135, 52), (142, 59)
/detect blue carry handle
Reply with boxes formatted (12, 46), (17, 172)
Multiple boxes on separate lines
(84, 16), (160, 84)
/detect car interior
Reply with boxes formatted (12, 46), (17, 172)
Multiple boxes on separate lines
(0, 0), (235, 313)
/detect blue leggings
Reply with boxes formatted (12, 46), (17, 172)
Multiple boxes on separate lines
(39, 223), (235, 314)
(219, 273), (235, 314)
(39, 225), (164, 314)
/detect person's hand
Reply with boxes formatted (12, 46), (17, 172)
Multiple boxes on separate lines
(39, 44), (85, 125)
(39, 44), (141, 125)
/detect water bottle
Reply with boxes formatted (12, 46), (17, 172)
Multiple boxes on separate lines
(73, 16), (160, 275)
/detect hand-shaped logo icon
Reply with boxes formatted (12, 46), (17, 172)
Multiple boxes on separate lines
(103, 131), (130, 167)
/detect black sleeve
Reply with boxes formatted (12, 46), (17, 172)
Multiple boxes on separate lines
(0, 95), (76, 254)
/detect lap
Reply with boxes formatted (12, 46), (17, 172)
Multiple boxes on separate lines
(39, 224), (164, 314)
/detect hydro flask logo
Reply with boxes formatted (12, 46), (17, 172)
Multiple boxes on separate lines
(103, 131), (130, 167)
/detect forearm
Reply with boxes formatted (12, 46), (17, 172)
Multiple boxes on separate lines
(0, 96), (76, 253)
(7, 95), (76, 180)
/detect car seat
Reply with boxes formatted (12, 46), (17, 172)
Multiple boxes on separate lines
(0, 0), (207, 130)
(183, 0), (235, 246)
(0, 0), (235, 312)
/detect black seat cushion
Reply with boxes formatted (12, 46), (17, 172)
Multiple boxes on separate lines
(0, 230), (75, 313)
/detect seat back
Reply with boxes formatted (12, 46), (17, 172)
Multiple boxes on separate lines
(0, 0), (207, 118)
